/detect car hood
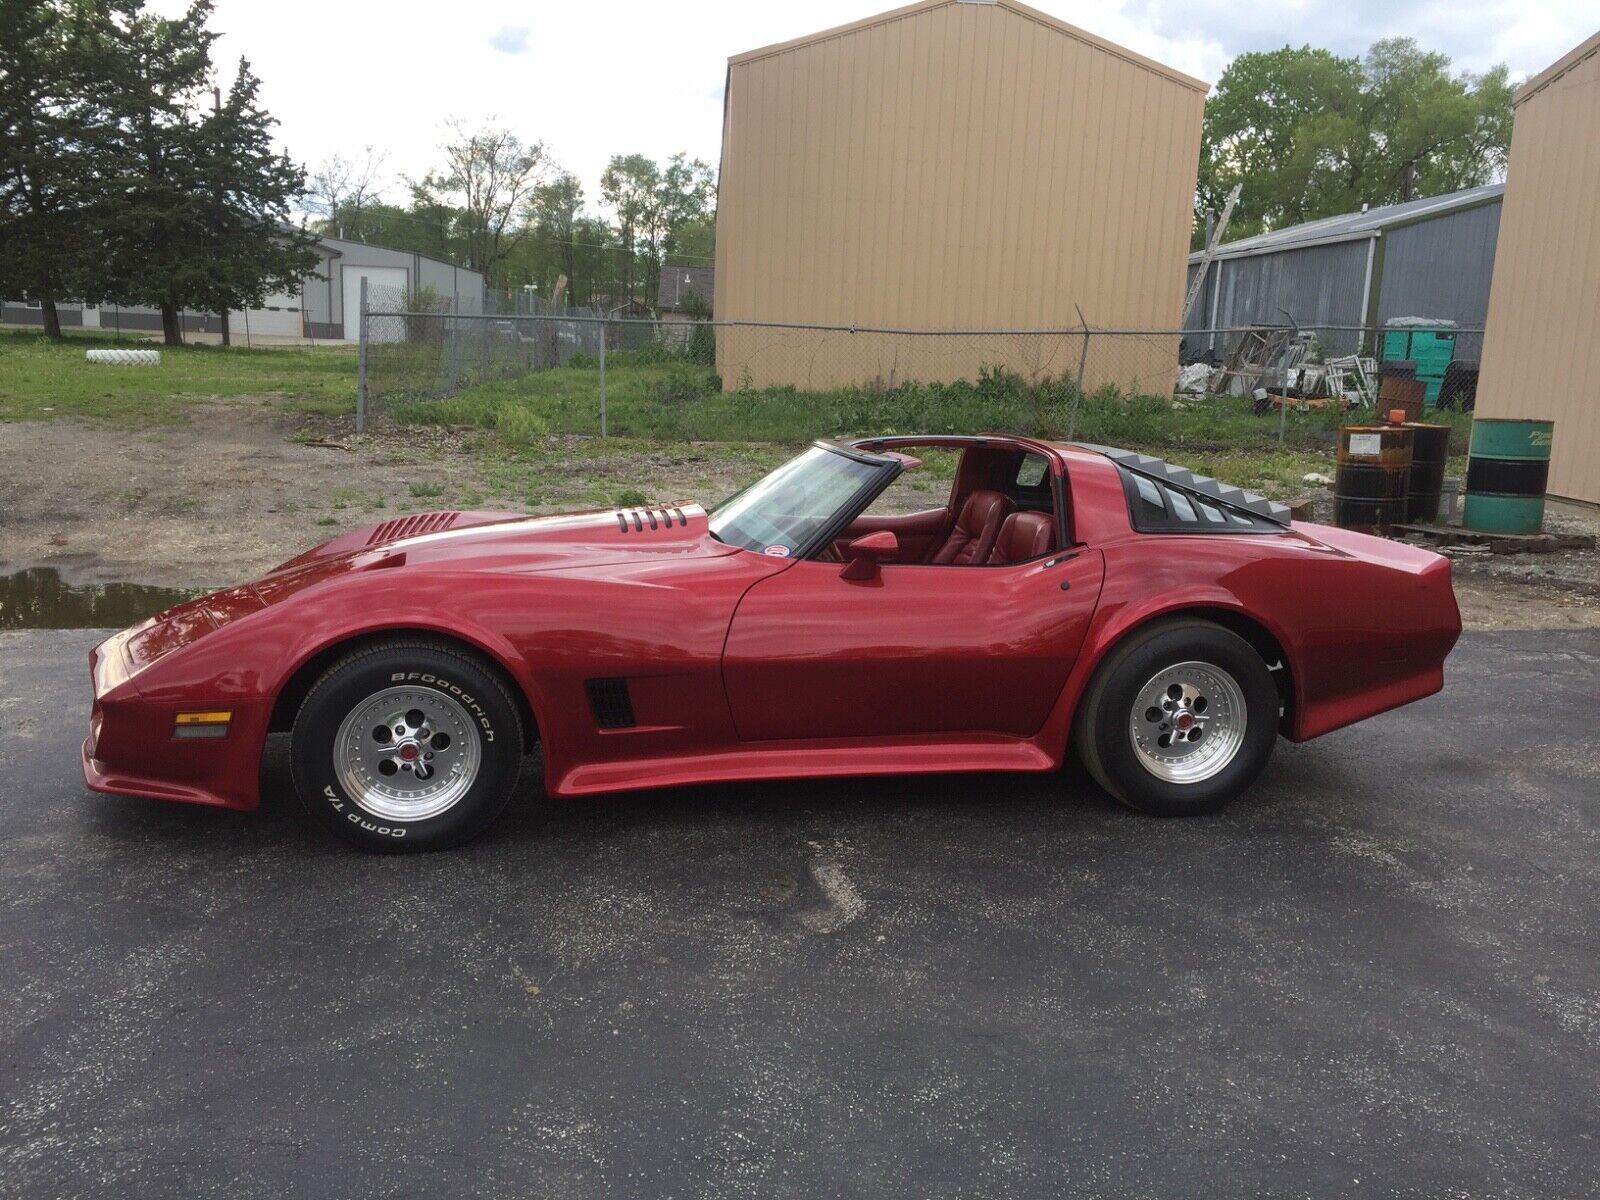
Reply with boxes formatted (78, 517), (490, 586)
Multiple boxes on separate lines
(275, 502), (733, 576)
(97, 504), (734, 685)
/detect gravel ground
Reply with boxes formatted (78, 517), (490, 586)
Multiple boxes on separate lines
(2, 401), (1595, 630)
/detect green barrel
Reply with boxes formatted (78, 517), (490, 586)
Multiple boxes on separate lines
(1462, 418), (1554, 534)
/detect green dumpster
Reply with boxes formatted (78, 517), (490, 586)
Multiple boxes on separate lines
(1380, 325), (1458, 406)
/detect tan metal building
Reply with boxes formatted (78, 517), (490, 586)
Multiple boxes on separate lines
(713, 0), (1207, 394)
(1473, 30), (1600, 504)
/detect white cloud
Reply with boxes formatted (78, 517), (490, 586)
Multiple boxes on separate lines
(149, 0), (1597, 222)
(488, 25), (530, 55)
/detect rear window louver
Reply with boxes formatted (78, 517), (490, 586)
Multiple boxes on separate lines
(1078, 445), (1291, 528)
(366, 511), (461, 545)
(615, 505), (688, 533)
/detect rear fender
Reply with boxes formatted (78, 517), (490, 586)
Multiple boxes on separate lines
(1034, 585), (1299, 764)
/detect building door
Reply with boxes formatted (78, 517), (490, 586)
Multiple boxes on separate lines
(341, 265), (408, 343)
(235, 288), (302, 339)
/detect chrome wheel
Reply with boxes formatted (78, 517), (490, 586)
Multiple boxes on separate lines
(332, 686), (483, 822)
(1129, 660), (1248, 785)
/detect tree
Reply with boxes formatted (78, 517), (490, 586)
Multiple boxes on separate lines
(599, 151), (714, 307)
(411, 120), (550, 286)
(524, 171), (582, 302)
(598, 153), (657, 304)
(304, 145), (388, 240)
(1196, 39), (1513, 245)
(91, 0), (315, 345)
(0, 0), (113, 339)
(188, 58), (320, 344)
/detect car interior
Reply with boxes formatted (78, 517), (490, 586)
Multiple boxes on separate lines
(824, 442), (1062, 567)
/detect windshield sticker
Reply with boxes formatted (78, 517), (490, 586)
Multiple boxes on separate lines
(762, 544), (791, 557)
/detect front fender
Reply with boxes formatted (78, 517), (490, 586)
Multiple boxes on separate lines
(113, 570), (555, 810)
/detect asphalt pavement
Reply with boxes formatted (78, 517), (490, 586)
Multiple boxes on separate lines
(1, 628), (1596, 1199)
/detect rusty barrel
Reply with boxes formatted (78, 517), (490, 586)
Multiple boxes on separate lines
(1403, 423), (1451, 522)
(1334, 424), (1413, 533)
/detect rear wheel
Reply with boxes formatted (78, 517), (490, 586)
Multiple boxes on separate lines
(290, 639), (524, 851)
(1074, 619), (1279, 817)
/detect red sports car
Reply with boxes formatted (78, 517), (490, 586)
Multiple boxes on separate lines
(83, 436), (1461, 851)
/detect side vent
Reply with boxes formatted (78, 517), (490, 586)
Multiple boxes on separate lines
(585, 678), (637, 729)
(616, 505), (689, 533)
(367, 511), (461, 545)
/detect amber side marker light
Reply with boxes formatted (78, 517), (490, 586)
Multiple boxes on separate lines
(173, 711), (232, 740)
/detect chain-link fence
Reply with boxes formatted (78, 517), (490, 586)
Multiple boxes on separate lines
(356, 287), (1482, 444)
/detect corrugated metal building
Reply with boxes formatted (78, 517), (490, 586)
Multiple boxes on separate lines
(1473, 30), (1600, 505)
(657, 266), (715, 312)
(1184, 185), (1504, 358)
(713, 0), (1207, 393)
(0, 234), (484, 342)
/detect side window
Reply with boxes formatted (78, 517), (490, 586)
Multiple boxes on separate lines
(857, 446), (962, 516)
(1015, 454), (1048, 488)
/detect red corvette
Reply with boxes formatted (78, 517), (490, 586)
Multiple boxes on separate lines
(83, 436), (1461, 851)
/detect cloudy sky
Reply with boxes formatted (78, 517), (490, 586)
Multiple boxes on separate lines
(152, 0), (1595, 218)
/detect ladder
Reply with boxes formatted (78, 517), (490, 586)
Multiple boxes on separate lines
(1182, 184), (1242, 326)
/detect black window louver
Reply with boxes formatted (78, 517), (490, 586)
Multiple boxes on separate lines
(585, 678), (637, 729)
(1077, 444), (1292, 532)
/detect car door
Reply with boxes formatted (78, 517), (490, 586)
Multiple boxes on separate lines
(720, 550), (1105, 742)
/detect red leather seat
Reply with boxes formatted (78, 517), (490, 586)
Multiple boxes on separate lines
(929, 490), (1013, 564)
(986, 512), (1054, 564)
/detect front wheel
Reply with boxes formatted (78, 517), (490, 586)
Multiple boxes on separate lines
(1074, 619), (1280, 817)
(290, 639), (524, 851)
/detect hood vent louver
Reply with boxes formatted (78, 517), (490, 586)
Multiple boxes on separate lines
(616, 505), (688, 533)
(366, 511), (462, 545)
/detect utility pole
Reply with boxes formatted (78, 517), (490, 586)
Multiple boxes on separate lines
(212, 86), (232, 348)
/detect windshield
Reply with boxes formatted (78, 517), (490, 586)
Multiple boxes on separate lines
(709, 445), (888, 557)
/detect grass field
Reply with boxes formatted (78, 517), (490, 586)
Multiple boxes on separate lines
(0, 328), (355, 422)
(392, 352), (1475, 498)
(2, 329), (1475, 500)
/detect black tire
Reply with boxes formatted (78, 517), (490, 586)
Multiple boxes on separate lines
(1073, 619), (1279, 817)
(290, 638), (524, 852)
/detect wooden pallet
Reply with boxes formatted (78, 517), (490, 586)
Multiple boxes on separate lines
(1393, 523), (1596, 554)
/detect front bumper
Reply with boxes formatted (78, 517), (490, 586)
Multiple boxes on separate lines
(81, 735), (247, 809)
(83, 637), (264, 812)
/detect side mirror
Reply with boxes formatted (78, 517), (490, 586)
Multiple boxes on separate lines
(840, 530), (898, 581)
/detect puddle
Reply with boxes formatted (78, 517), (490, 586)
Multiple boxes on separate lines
(0, 568), (202, 631)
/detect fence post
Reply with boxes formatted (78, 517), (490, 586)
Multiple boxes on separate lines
(598, 319), (608, 438)
(356, 276), (368, 435)
(1067, 306), (1090, 441)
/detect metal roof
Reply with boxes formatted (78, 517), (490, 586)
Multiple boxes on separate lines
(728, 0), (1208, 93)
(1189, 184), (1505, 264)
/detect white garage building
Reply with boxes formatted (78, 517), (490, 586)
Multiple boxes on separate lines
(0, 233), (484, 342)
